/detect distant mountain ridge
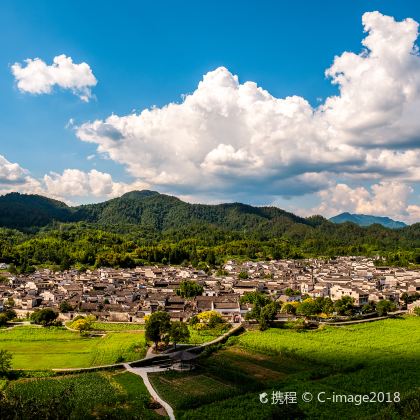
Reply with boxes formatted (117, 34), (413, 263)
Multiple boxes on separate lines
(0, 191), (411, 235)
(0, 190), (309, 232)
(329, 212), (407, 229)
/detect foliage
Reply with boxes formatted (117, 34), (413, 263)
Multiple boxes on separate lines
(70, 315), (96, 333)
(414, 307), (420, 316)
(0, 350), (12, 375)
(2, 192), (420, 272)
(59, 300), (73, 313)
(334, 296), (355, 315)
(240, 292), (278, 329)
(195, 311), (225, 329)
(30, 308), (58, 326)
(285, 287), (300, 296)
(176, 280), (204, 299)
(170, 321), (190, 348)
(145, 311), (171, 348)
(376, 299), (397, 316)
(0, 309), (16, 326)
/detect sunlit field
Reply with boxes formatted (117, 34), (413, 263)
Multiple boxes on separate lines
(1, 371), (161, 419)
(0, 326), (146, 369)
(150, 316), (420, 419)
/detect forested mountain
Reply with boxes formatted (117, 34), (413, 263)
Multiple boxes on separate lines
(0, 190), (420, 272)
(330, 212), (407, 229)
(0, 190), (309, 232)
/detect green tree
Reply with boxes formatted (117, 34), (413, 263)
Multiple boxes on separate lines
(334, 296), (355, 315)
(362, 301), (376, 314)
(30, 308), (58, 326)
(59, 301), (73, 313)
(170, 321), (190, 348)
(0, 349), (12, 376)
(259, 301), (279, 330)
(145, 311), (171, 350)
(176, 280), (204, 299)
(376, 299), (397, 316)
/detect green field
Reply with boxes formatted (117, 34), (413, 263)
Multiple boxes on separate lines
(91, 322), (145, 331)
(187, 325), (229, 345)
(1, 370), (161, 419)
(150, 316), (420, 419)
(0, 326), (147, 369)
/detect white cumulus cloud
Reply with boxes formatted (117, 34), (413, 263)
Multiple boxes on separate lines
(74, 11), (420, 207)
(11, 54), (97, 101)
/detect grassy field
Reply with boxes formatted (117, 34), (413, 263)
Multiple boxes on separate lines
(150, 316), (420, 419)
(0, 326), (147, 369)
(187, 325), (229, 345)
(1, 370), (161, 419)
(91, 321), (145, 331)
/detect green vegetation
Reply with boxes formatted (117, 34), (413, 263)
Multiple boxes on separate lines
(376, 299), (397, 316)
(176, 280), (204, 299)
(69, 314), (96, 333)
(240, 292), (279, 329)
(170, 321), (190, 348)
(0, 370), (161, 419)
(2, 191), (420, 272)
(0, 350), (12, 376)
(91, 322), (145, 331)
(0, 309), (16, 327)
(30, 308), (59, 326)
(145, 311), (171, 349)
(150, 317), (420, 419)
(0, 326), (146, 369)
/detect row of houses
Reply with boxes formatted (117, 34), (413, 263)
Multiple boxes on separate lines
(1, 257), (419, 321)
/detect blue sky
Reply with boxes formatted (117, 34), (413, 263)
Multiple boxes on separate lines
(1, 0), (420, 222)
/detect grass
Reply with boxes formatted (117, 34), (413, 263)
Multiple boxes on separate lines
(91, 321), (145, 331)
(0, 326), (147, 369)
(150, 316), (420, 419)
(187, 325), (229, 345)
(1, 371), (161, 419)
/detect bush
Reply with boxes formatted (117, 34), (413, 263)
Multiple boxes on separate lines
(30, 309), (58, 326)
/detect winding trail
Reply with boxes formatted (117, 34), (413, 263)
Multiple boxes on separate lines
(124, 363), (175, 420)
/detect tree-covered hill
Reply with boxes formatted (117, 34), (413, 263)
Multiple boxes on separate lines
(0, 190), (310, 232)
(0, 190), (420, 271)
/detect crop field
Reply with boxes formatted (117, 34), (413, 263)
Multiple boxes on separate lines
(187, 325), (229, 344)
(150, 316), (420, 419)
(0, 326), (147, 369)
(1, 371), (161, 419)
(91, 321), (145, 331)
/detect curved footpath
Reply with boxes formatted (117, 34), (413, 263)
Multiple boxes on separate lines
(53, 323), (244, 419)
(124, 363), (175, 420)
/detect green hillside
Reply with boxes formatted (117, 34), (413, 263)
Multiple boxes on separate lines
(0, 191), (420, 271)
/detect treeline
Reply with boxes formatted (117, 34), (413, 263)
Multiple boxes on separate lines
(1, 220), (420, 272)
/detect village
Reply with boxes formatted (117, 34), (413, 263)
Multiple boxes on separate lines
(1, 256), (420, 323)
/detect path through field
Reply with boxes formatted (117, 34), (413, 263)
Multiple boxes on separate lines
(124, 363), (175, 420)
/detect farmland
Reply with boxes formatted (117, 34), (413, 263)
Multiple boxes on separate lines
(0, 326), (146, 369)
(149, 316), (420, 419)
(0, 370), (161, 419)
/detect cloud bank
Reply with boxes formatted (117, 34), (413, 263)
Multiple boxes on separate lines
(72, 12), (420, 222)
(11, 54), (97, 101)
(3, 11), (420, 223)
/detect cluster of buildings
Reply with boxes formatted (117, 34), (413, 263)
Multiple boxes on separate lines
(1, 257), (420, 322)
